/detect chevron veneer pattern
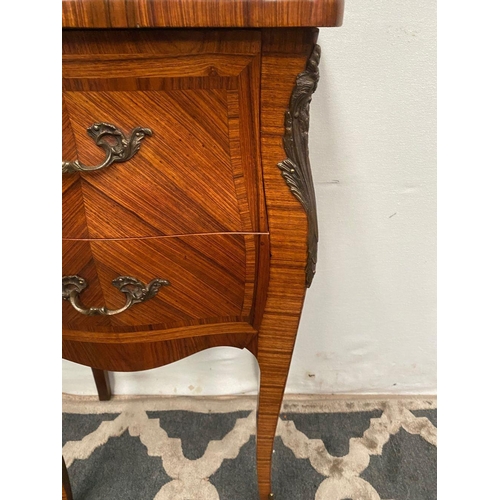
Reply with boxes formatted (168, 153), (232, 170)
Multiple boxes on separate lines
(62, 26), (325, 500)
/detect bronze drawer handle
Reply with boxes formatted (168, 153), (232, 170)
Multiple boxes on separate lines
(62, 275), (170, 316)
(62, 122), (152, 174)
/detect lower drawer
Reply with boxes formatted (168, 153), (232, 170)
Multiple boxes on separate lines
(62, 234), (260, 332)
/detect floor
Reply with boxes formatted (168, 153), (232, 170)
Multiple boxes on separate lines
(62, 394), (437, 500)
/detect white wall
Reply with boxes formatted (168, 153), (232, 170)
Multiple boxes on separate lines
(63, 0), (436, 396)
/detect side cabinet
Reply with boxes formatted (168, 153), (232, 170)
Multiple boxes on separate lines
(62, 2), (344, 498)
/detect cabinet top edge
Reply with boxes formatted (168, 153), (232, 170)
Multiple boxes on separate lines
(62, 0), (344, 29)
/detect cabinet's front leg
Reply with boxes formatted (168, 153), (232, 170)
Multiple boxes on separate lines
(257, 312), (303, 499)
(257, 27), (321, 499)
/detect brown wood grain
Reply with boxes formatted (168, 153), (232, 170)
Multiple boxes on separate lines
(227, 58), (264, 234)
(63, 321), (257, 343)
(62, 0), (344, 28)
(255, 28), (319, 499)
(62, 239), (112, 329)
(62, 234), (256, 331)
(63, 88), (242, 237)
(62, 30), (264, 238)
(61, 25), (327, 500)
(91, 368), (111, 401)
(62, 29), (262, 55)
(62, 98), (89, 239)
(63, 333), (256, 371)
(63, 54), (254, 78)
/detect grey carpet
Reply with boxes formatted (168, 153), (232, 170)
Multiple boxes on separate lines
(62, 395), (436, 499)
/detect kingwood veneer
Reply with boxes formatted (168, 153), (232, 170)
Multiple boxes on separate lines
(62, 1), (344, 498)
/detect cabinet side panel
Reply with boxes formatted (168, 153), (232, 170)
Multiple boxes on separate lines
(256, 28), (319, 499)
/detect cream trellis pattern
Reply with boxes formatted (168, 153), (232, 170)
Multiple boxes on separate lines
(278, 400), (437, 500)
(64, 407), (256, 500)
(62, 395), (436, 500)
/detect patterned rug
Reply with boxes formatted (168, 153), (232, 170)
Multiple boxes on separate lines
(62, 395), (437, 499)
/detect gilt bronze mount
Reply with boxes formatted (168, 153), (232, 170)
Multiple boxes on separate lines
(278, 44), (321, 287)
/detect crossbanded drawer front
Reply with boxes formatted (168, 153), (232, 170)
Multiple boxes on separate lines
(62, 29), (265, 239)
(62, 234), (257, 332)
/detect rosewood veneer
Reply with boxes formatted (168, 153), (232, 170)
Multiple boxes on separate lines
(62, 1), (344, 498)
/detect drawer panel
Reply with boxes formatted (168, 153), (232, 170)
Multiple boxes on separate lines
(62, 234), (258, 332)
(62, 29), (266, 239)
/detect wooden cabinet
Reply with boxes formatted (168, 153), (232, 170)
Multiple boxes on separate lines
(62, 1), (344, 498)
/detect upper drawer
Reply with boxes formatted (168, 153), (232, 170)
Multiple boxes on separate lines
(62, 30), (266, 239)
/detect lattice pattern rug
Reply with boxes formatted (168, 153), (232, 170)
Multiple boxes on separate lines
(62, 395), (437, 499)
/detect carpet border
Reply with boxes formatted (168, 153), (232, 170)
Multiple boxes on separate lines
(63, 393), (436, 414)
